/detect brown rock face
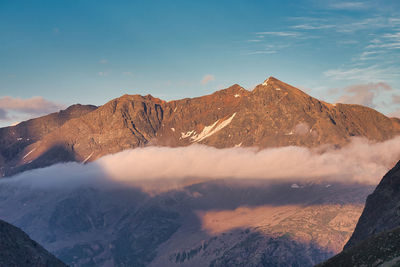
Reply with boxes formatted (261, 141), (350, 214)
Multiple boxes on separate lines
(2, 77), (400, 176)
(0, 104), (97, 176)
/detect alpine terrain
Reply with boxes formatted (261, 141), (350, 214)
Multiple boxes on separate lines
(0, 77), (399, 266)
(1, 77), (399, 176)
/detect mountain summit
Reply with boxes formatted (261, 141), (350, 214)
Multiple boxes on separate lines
(1, 77), (400, 176)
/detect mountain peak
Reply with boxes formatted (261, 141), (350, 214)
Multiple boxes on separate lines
(262, 76), (279, 86)
(254, 76), (309, 99)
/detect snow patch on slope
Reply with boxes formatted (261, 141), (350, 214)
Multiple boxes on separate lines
(83, 152), (94, 164)
(23, 148), (36, 159)
(181, 130), (196, 139)
(191, 113), (237, 143)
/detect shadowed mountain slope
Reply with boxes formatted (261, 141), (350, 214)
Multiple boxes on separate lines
(345, 160), (400, 249)
(316, 226), (400, 267)
(317, 161), (400, 267)
(0, 219), (67, 267)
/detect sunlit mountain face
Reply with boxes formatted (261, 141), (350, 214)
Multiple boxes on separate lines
(1, 1), (400, 266)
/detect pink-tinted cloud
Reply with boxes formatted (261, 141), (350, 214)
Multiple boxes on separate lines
(201, 74), (215, 85)
(392, 94), (400, 104)
(336, 82), (392, 107)
(0, 96), (64, 115)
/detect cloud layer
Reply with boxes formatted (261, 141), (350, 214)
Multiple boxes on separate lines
(5, 137), (400, 192)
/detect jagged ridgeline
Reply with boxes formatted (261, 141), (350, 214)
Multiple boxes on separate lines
(1, 77), (400, 176)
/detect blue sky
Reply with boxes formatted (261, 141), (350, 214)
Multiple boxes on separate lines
(0, 0), (399, 126)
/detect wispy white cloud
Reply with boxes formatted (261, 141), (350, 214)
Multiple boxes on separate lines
(359, 51), (382, 61)
(245, 50), (277, 55)
(291, 24), (335, 30)
(326, 1), (370, 10)
(201, 74), (215, 85)
(366, 31), (400, 50)
(99, 59), (108, 64)
(243, 43), (289, 56)
(324, 65), (398, 82)
(256, 31), (300, 37)
(366, 42), (400, 49)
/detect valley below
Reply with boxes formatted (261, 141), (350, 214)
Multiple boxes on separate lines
(0, 173), (374, 266)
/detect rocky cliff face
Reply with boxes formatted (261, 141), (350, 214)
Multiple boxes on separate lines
(316, 226), (400, 267)
(316, 161), (400, 267)
(0, 219), (67, 267)
(1, 77), (400, 176)
(344, 160), (400, 249)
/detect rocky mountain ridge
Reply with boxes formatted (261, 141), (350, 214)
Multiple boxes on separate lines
(1, 76), (400, 176)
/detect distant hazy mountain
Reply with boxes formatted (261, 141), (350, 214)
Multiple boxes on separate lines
(0, 218), (66, 267)
(317, 161), (400, 266)
(1, 77), (400, 176)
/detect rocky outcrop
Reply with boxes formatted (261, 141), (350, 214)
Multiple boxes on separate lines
(316, 161), (400, 267)
(0, 219), (67, 267)
(2, 77), (400, 176)
(0, 104), (97, 176)
(317, 226), (400, 267)
(344, 160), (400, 249)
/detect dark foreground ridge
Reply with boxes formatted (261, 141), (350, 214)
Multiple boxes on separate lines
(0, 219), (67, 267)
(317, 160), (400, 266)
(345, 160), (400, 249)
(316, 226), (400, 267)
